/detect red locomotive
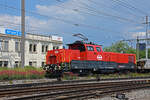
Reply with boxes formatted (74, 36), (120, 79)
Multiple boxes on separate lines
(44, 40), (136, 75)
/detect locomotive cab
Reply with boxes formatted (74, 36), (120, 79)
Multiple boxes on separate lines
(68, 41), (86, 52)
(84, 43), (103, 61)
(68, 41), (103, 61)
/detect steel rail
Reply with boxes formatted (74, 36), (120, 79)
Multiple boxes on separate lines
(6, 79), (150, 100)
(0, 80), (142, 97)
(0, 76), (150, 89)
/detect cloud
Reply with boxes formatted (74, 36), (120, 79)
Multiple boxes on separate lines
(135, 26), (144, 30)
(0, 0), (148, 46)
(0, 0), (89, 37)
(35, 0), (85, 21)
(0, 14), (20, 30)
(132, 32), (146, 38)
(0, 14), (49, 33)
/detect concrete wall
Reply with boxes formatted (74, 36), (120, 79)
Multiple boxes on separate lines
(0, 33), (63, 68)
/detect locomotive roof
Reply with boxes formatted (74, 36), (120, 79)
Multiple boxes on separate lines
(67, 41), (102, 46)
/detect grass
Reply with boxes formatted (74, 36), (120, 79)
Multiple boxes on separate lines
(61, 72), (150, 80)
(87, 72), (150, 79)
(1, 66), (150, 81)
(62, 72), (78, 80)
(0, 66), (45, 80)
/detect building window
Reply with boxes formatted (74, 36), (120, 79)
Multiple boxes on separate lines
(0, 61), (2, 67)
(4, 61), (8, 67)
(4, 41), (8, 52)
(42, 45), (48, 53)
(33, 44), (37, 52)
(41, 62), (45, 67)
(42, 45), (44, 52)
(29, 43), (37, 53)
(29, 44), (32, 52)
(15, 42), (21, 52)
(0, 40), (9, 52)
(0, 61), (8, 67)
(45, 45), (48, 52)
(29, 61), (37, 67)
(29, 62), (32, 66)
(14, 61), (21, 67)
(0, 40), (2, 51)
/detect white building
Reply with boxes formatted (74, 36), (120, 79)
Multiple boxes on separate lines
(0, 28), (63, 68)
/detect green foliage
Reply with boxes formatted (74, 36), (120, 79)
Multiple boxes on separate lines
(103, 41), (150, 59)
(103, 41), (136, 54)
(24, 66), (37, 70)
(139, 49), (150, 59)
(92, 73), (150, 79)
(139, 50), (146, 59)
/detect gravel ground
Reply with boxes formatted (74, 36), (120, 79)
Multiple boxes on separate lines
(0, 78), (57, 85)
(0, 79), (150, 100)
(90, 89), (150, 100)
(0, 77), (93, 85)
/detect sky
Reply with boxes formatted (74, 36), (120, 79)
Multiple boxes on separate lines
(0, 0), (150, 47)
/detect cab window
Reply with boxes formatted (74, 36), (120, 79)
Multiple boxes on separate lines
(78, 45), (85, 52)
(96, 47), (101, 52)
(86, 46), (94, 51)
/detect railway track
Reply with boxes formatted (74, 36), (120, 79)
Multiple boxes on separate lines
(1, 76), (150, 89)
(1, 78), (150, 100)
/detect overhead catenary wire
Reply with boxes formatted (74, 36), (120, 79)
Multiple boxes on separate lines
(38, 0), (143, 25)
(0, 3), (126, 35)
(77, 0), (142, 25)
(0, 0), (130, 46)
(87, 0), (143, 18)
(54, 0), (142, 25)
(0, 19), (50, 31)
(111, 0), (148, 16)
(0, 19), (61, 36)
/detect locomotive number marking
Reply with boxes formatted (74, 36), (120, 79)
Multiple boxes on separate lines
(97, 55), (102, 60)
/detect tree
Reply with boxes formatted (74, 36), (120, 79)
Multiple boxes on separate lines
(103, 41), (136, 54)
(139, 49), (150, 59)
(103, 41), (150, 59)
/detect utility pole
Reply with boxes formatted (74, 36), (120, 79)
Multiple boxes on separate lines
(136, 36), (139, 60)
(121, 37), (150, 61)
(145, 16), (149, 60)
(21, 0), (25, 68)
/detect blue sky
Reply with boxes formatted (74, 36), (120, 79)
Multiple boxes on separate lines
(0, 0), (150, 47)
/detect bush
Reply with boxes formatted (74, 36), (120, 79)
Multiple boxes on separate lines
(0, 67), (45, 80)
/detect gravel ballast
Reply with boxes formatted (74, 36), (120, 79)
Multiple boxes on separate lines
(91, 89), (150, 100)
